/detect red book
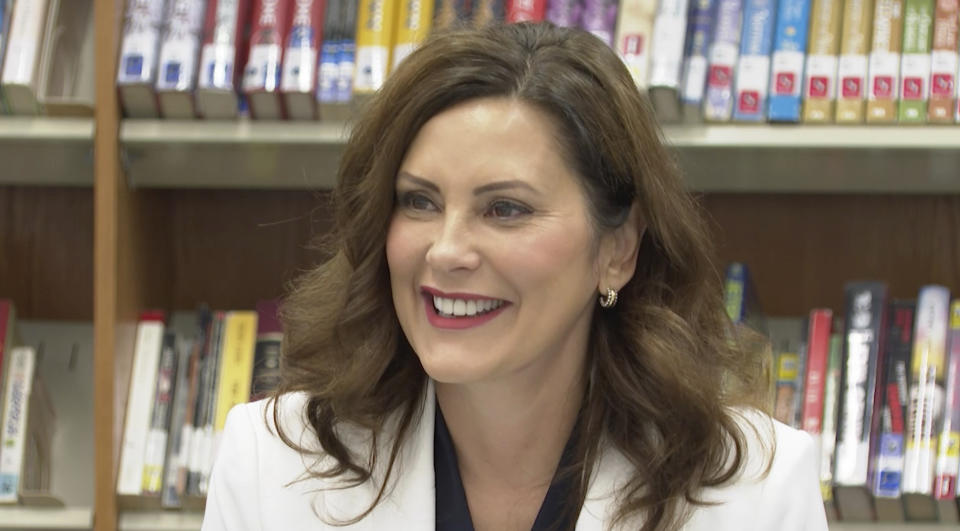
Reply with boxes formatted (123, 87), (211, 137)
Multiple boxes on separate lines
(506, 0), (546, 22)
(242, 0), (293, 119)
(801, 309), (833, 434)
(281, 0), (326, 120)
(196, 0), (253, 119)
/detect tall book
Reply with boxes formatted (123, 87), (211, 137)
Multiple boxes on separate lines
(188, 310), (221, 496)
(774, 349), (800, 425)
(834, 282), (888, 522)
(250, 300), (282, 400)
(281, 0), (326, 120)
(702, 0), (743, 121)
(141, 332), (179, 495)
(679, 0), (716, 121)
(353, 0), (399, 97)
(820, 332), (844, 521)
(768, 0), (811, 121)
(117, 312), (166, 497)
(801, 0), (843, 122)
(902, 285), (951, 521)
(933, 300), (960, 522)
(392, 0), (433, 70)
(506, 0), (547, 21)
(161, 335), (198, 508)
(336, 0), (357, 106)
(156, 0), (208, 119)
(581, 0), (619, 45)
(546, 0), (581, 26)
(0, 346), (35, 503)
(872, 300), (915, 522)
(317, 0), (344, 117)
(614, 0), (659, 92)
(196, 0), (252, 119)
(473, 0), (505, 26)
(36, 0), (97, 117)
(732, 0), (776, 121)
(836, 0), (875, 122)
(648, 0), (691, 122)
(1, 0), (51, 114)
(117, 0), (167, 117)
(801, 310), (833, 446)
(927, 0), (958, 122)
(865, 0), (905, 122)
(0, 300), (16, 417)
(243, 0), (293, 119)
(898, 0), (935, 122)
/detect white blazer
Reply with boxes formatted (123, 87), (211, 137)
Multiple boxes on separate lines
(203, 383), (828, 530)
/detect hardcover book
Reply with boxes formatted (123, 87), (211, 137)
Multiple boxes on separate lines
(648, 0), (691, 121)
(679, 0), (716, 121)
(117, 0), (167, 117)
(801, 0), (843, 122)
(506, 0), (547, 20)
(836, 0), (875, 122)
(196, 0), (252, 119)
(156, 0), (208, 118)
(768, 0), (811, 121)
(866, 0), (905, 122)
(242, 0), (293, 119)
(614, 0), (659, 91)
(353, 0), (399, 96)
(732, 0), (776, 121)
(927, 0), (958, 122)
(898, 0), (935, 122)
(281, 0), (326, 120)
(702, 0), (743, 121)
(932, 300), (960, 522)
(2, 0), (51, 115)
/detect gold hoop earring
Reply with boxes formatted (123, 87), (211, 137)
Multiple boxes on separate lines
(599, 287), (618, 308)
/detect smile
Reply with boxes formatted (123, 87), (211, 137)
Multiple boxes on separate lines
(420, 289), (509, 330)
(432, 296), (505, 317)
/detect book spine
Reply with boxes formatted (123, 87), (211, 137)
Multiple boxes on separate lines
(160, 337), (196, 508)
(903, 285), (951, 495)
(546, 0), (582, 26)
(354, 0), (399, 95)
(703, 0), (743, 121)
(186, 310), (217, 496)
(866, 0), (905, 122)
(281, 0), (326, 94)
(473, 0), (505, 26)
(197, 312), (225, 495)
(802, 309), (833, 435)
(392, 0), (433, 69)
(928, 0), (958, 122)
(768, 0), (811, 121)
(243, 0), (292, 94)
(680, 0), (716, 107)
(213, 312), (258, 432)
(117, 318), (166, 496)
(649, 0), (691, 90)
(835, 282), (888, 488)
(898, 0), (935, 122)
(802, 0), (844, 122)
(337, 0), (357, 103)
(156, 0), (207, 93)
(250, 300), (283, 400)
(820, 333), (844, 505)
(581, 0), (618, 46)
(615, 0), (658, 90)
(142, 332), (179, 495)
(117, 0), (167, 85)
(933, 300), (960, 500)
(316, 0), (342, 104)
(732, 0), (776, 120)
(197, 0), (245, 91)
(723, 262), (748, 323)
(1, 0), (49, 87)
(507, 0), (547, 21)
(0, 347), (35, 502)
(836, 0), (875, 122)
(873, 300), (915, 498)
(774, 350), (800, 425)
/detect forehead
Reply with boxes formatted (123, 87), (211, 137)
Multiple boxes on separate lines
(398, 97), (579, 189)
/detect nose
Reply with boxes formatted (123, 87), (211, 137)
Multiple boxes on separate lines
(425, 213), (481, 273)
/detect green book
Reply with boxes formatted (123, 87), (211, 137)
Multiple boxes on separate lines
(898, 0), (935, 122)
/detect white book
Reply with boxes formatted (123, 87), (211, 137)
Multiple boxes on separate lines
(0, 346), (36, 503)
(117, 0), (168, 117)
(116, 319), (165, 496)
(647, 0), (691, 121)
(156, 0), (208, 118)
(1, 0), (51, 114)
(36, 0), (97, 117)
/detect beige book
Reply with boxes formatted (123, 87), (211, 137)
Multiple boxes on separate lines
(803, 0), (845, 121)
(927, 0), (958, 122)
(836, 0), (875, 122)
(866, 0), (905, 122)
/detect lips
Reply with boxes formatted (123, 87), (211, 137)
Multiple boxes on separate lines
(420, 288), (510, 330)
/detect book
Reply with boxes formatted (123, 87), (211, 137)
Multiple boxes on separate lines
(866, 0), (905, 122)
(702, 0), (743, 121)
(902, 285), (951, 521)
(820, 332), (844, 520)
(335, 0), (357, 107)
(768, 0), (811, 121)
(506, 0), (547, 21)
(117, 313), (166, 498)
(472, 0), (505, 26)
(196, 0), (252, 119)
(898, 0), (935, 122)
(679, 0), (716, 121)
(872, 300), (915, 522)
(723, 262), (768, 335)
(0, 299), (16, 419)
(648, 0), (691, 122)
(0, 346), (36, 503)
(834, 282), (888, 522)
(774, 348), (800, 426)
(160, 334), (198, 508)
(156, 0), (208, 118)
(353, 0), (399, 97)
(932, 300), (960, 522)
(243, 0), (293, 119)
(581, 0), (618, 45)
(392, 0), (433, 70)
(546, 0), (581, 26)
(188, 310), (220, 496)
(801, 0), (843, 122)
(614, 0), (659, 91)
(836, 0), (875, 122)
(117, 0), (168, 117)
(250, 300), (282, 400)
(927, 0), (958, 122)
(1, 0), (51, 114)
(0, 0), (12, 112)
(281, 0), (326, 120)
(801, 310), (833, 444)
(141, 332), (179, 496)
(33, 0), (96, 117)
(732, 0), (776, 121)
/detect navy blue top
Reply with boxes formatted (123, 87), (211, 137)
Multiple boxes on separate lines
(434, 404), (579, 531)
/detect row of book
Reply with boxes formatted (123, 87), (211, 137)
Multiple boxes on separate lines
(115, 302), (281, 509)
(726, 265), (960, 522)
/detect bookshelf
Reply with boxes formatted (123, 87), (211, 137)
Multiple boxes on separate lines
(0, 117), (94, 186)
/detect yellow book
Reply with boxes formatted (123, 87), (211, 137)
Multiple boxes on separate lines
(213, 311), (258, 432)
(354, 0), (401, 95)
(802, 0), (845, 122)
(392, 0), (434, 70)
(836, 0), (875, 122)
(866, 0), (905, 122)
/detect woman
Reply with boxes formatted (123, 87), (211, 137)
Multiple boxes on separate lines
(204, 23), (826, 531)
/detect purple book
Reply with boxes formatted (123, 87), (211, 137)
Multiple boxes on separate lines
(547, 0), (582, 27)
(703, 0), (744, 121)
(580, 0), (618, 46)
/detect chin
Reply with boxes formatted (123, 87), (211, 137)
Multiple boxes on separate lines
(414, 348), (499, 385)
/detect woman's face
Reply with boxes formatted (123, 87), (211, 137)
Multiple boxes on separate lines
(386, 97), (603, 386)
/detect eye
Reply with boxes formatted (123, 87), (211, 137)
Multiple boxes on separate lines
(486, 200), (532, 220)
(398, 191), (439, 212)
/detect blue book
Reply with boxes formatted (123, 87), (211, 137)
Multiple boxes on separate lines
(767, 0), (811, 121)
(732, 0), (777, 121)
(680, 0), (718, 120)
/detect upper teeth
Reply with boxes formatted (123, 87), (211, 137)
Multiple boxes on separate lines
(433, 296), (504, 317)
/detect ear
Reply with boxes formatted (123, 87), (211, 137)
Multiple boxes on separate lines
(597, 204), (644, 294)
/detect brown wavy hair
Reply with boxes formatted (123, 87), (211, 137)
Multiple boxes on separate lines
(274, 22), (771, 531)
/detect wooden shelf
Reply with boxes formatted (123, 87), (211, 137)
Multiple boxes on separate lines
(0, 507), (93, 529)
(117, 510), (203, 531)
(0, 118), (94, 186)
(119, 121), (960, 193)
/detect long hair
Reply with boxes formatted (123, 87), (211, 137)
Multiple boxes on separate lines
(274, 22), (770, 530)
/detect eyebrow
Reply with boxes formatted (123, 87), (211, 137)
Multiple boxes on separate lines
(397, 171), (541, 196)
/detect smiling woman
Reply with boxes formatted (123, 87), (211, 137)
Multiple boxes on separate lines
(203, 23), (827, 531)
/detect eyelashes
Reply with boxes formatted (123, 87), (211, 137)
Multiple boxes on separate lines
(395, 191), (534, 221)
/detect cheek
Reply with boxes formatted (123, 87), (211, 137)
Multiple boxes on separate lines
(506, 223), (597, 290)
